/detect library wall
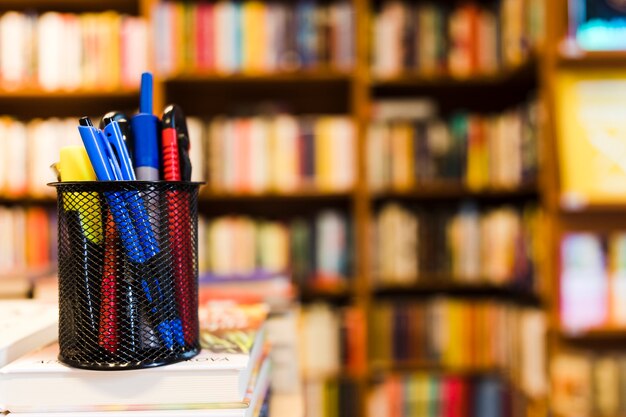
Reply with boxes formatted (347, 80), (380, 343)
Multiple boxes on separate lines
(2, 0), (625, 416)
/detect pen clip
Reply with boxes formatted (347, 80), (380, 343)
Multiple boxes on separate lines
(103, 117), (136, 181)
(162, 104), (192, 181)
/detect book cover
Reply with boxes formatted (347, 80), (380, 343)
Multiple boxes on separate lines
(556, 69), (626, 207)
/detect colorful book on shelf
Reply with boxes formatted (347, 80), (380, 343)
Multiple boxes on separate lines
(555, 69), (626, 207)
(0, 301), (270, 413)
(560, 233), (608, 332)
(368, 373), (508, 417)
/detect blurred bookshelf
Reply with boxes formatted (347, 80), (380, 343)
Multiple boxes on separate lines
(8, 0), (623, 416)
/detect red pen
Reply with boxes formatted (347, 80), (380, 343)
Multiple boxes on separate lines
(99, 213), (118, 354)
(162, 104), (196, 345)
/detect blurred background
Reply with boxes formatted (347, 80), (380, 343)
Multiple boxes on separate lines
(0, 0), (625, 416)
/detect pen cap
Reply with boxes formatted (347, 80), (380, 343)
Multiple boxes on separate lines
(130, 113), (160, 179)
(59, 146), (96, 181)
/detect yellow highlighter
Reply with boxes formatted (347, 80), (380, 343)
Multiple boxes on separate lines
(58, 145), (103, 245)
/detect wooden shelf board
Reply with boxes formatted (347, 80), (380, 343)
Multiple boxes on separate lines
(199, 189), (353, 201)
(373, 281), (542, 304)
(0, 195), (56, 205)
(369, 361), (503, 377)
(299, 284), (354, 303)
(559, 200), (626, 213)
(372, 56), (538, 88)
(0, 87), (139, 99)
(163, 70), (354, 84)
(0, 0), (139, 13)
(557, 47), (626, 67)
(560, 328), (626, 340)
(371, 182), (539, 200)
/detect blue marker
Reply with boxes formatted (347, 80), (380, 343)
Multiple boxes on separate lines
(131, 72), (160, 181)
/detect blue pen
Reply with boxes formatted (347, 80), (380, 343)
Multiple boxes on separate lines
(131, 72), (160, 181)
(78, 117), (146, 263)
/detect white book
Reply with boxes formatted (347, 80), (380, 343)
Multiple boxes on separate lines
(187, 117), (206, 183)
(0, 117), (9, 193)
(0, 300), (58, 368)
(26, 119), (57, 197)
(0, 331), (268, 413)
(208, 217), (235, 275)
(4, 359), (271, 417)
(0, 12), (28, 89)
(6, 119), (28, 196)
(248, 118), (268, 193)
(223, 119), (237, 191)
(215, 2), (237, 73)
(37, 12), (64, 91)
(62, 14), (82, 90)
(0, 208), (10, 271)
(152, 3), (174, 76)
(121, 16), (148, 88)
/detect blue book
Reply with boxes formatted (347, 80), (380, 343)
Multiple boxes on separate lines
(474, 377), (503, 417)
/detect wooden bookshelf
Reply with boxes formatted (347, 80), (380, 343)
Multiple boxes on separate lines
(0, 0), (555, 416)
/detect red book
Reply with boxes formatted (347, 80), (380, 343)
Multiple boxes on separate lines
(196, 3), (214, 71)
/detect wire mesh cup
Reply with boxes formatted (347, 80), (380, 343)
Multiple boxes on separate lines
(51, 181), (201, 370)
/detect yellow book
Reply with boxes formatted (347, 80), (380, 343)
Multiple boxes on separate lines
(170, 2), (185, 75)
(242, 1), (266, 73)
(390, 123), (415, 191)
(100, 11), (121, 90)
(315, 117), (332, 191)
(556, 69), (626, 207)
(466, 116), (489, 190)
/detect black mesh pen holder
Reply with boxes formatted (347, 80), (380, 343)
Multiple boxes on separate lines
(51, 181), (202, 370)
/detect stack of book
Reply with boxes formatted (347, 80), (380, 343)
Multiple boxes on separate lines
(0, 300), (272, 417)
